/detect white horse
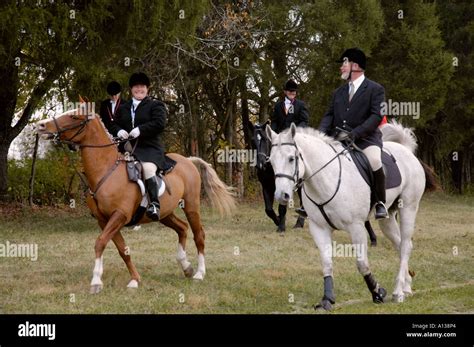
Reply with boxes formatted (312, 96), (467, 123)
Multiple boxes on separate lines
(266, 121), (437, 310)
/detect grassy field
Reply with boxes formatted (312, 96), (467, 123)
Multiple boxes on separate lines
(0, 192), (473, 314)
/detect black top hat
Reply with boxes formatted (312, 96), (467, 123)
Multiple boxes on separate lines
(284, 79), (298, 91)
(129, 72), (150, 88)
(106, 81), (122, 96)
(337, 48), (366, 70)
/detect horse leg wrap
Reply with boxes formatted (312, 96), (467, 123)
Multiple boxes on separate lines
(364, 273), (386, 303)
(323, 276), (335, 304)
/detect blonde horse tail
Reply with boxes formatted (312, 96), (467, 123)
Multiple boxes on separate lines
(188, 156), (237, 217)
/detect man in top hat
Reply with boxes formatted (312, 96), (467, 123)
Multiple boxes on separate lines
(108, 72), (167, 221)
(319, 47), (388, 219)
(270, 79), (309, 227)
(99, 81), (126, 136)
(271, 79), (309, 133)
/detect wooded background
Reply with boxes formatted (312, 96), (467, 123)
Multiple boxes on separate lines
(1, 0), (472, 204)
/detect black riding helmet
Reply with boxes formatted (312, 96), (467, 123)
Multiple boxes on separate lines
(284, 79), (298, 91)
(337, 48), (366, 70)
(129, 72), (150, 88)
(106, 81), (122, 96)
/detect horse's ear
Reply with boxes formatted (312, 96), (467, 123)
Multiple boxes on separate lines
(265, 124), (275, 141)
(290, 122), (297, 138)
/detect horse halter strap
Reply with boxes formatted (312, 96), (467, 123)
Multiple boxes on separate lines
(272, 139), (344, 230)
(272, 142), (301, 184)
(52, 114), (90, 145)
(50, 114), (127, 149)
(301, 143), (343, 230)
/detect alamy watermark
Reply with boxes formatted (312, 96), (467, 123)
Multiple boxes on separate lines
(381, 99), (420, 119)
(0, 241), (38, 261)
(216, 147), (257, 167)
(62, 101), (96, 116)
(18, 321), (55, 340)
(323, 241), (365, 259)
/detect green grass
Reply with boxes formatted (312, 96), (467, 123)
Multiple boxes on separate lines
(0, 192), (472, 314)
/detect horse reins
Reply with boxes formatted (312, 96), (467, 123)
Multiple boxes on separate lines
(271, 140), (348, 230)
(49, 114), (136, 198)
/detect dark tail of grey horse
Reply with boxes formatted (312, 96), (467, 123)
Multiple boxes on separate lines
(419, 159), (440, 192)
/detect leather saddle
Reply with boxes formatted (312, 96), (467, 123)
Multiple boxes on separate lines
(348, 147), (402, 207)
(124, 155), (177, 227)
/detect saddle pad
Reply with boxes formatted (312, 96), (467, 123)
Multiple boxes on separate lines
(162, 155), (177, 174)
(349, 150), (402, 189)
(125, 176), (166, 227)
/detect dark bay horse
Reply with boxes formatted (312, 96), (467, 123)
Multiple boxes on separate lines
(37, 107), (236, 293)
(249, 121), (305, 232)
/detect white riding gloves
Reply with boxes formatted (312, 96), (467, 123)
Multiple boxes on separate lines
(129, 127), (140, 139)
(117, 129), (129, 139)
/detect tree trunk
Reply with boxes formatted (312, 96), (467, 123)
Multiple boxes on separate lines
(28, 133), (40, 206)
(0, 142), (10, 201)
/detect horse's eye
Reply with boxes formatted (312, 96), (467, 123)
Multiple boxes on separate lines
(289, 156), (295, 163)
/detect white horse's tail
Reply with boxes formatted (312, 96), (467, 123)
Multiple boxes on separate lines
(380, 120), (418, 153)
(381, 120), (440, 192)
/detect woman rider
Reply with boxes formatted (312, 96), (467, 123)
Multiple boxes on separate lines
(109, 72), (167, 221)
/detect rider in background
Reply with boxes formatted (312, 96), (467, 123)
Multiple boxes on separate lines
(271, 79), (309, 225)
(319, 48), (388, 219)
(109, 72), (167, 221)
(99, 81), (126, 150)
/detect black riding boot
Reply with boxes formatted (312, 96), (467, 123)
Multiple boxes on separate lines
(373, 168), (388, 219)
(145, 177), (160, 221)
(294, 187), (307, 220)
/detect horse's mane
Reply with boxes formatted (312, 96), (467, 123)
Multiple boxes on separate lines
(93, 113), (115, 140)
(292, 126), (340, 146)
(58, 109), (115, 141)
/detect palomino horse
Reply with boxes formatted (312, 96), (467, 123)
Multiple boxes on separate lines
(37, 108), (235, 294)
(266, 121), (437, 310)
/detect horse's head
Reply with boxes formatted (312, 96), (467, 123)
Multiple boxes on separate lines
(252, 120), (271, 170)
(36, 101), (96, 145)
(265, 122), (305, 205)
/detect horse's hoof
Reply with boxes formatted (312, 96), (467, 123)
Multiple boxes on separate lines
(314, 299), (333, 311)
(370, 241), (377, 247)
(183, 266), (194, 278)
(90, 284), (103, 294)
(372, 287), (387, 303)
(393, 293), (405, 303)
(193, 271), (204, 280)
(293, 217), (305, 229)
(408, 269), (416, 277)
(127, 279), (139, 289)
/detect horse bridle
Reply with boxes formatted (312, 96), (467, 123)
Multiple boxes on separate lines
(47, 113), (129, 198)
(255, 130), (271, 167)
(51, 114), (92, 145)
(271, 142), (301, 185)
(49, 114), (126, 148)
(271, 139), (346, 230)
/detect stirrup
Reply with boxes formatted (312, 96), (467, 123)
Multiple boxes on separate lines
(146, 202), (160, 221)
(374, 202), (389, 219)
(295, 207), (307, 218)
